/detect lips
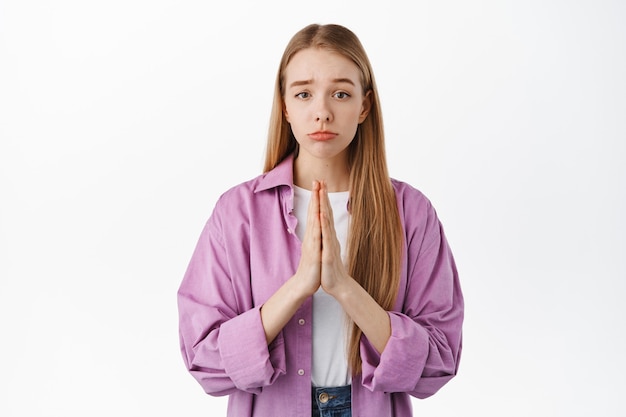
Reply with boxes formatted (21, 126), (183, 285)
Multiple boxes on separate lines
(308, 131), (337, 141)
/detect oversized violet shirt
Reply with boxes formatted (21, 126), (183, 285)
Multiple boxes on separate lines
(177, 155), (464, 416)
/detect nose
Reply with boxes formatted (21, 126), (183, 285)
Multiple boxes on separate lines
(314, 98), (332, 123)
(315, 112), (331, 122)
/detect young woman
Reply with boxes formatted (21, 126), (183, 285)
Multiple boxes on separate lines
(178, 23), (464, 417)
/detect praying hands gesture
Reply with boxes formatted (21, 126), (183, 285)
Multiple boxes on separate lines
(261, 180), (392, 354)
(297, 180), (350, 297)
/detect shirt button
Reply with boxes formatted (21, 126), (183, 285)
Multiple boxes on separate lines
(287, 228), (293, 234)
(297, 369), (305, 376)
(298, 319), (305, 325)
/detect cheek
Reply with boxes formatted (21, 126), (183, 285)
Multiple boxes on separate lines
(346, 108), (363, 123)
(285, 104), (306, 126)
(283, 103), (290, 123)
(284, 102), (298, 123)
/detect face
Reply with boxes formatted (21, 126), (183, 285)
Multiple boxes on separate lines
(283, 47), (371, 164)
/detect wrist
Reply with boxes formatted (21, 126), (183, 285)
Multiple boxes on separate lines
(289, 272), (319, 300)
(326, 274), (356, 302)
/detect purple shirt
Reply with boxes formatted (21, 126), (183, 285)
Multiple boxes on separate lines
(177, 155), (463, 416)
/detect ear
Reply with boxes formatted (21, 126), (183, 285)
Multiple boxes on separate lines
(283, 102), (290, 123)
(358, 90), (372, 123)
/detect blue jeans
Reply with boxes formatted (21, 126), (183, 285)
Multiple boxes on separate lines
(312, 385), (351, 417)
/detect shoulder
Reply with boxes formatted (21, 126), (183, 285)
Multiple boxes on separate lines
(214, 155), (294, 210)
(204, 174), (270, 239)
(391, 178), (434, 214)
(213, 173), (271, 213)
(390, 178), (443, 238)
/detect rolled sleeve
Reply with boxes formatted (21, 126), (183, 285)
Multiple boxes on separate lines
(360, 312), (430, 392)
(219, 306), (286, 391)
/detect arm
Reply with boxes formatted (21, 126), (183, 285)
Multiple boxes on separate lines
(317, 181), (392, 353)
(359, 195), (464, 398)
(177, 207), (287, 396)
(178, 181), (329, 394)
(260, 180), (322, 343)
(319, 181), (463, 397)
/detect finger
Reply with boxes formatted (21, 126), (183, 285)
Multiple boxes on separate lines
(319, 181), (336, 235)
(304, 180), (322, 247)
(319, 184), (340, 258)
(305, 180), (319, 223)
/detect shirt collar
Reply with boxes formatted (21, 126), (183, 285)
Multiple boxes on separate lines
(254, 153), (295, 193)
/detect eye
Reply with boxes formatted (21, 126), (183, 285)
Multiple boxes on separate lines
(295, 92), (310, 99)
(334, 91), (351, 99)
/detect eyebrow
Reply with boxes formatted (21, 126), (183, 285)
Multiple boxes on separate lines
(288, 78), (356, 89)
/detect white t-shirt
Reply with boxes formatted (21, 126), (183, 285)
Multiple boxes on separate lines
(293, 185), (351, 387)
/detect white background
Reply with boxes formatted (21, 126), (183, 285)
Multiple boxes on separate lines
(1, 1), (625, 416)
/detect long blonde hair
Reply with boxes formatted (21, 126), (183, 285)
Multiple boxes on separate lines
(263, 24), (403, 374)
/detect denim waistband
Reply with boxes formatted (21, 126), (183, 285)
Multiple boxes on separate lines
(312, 385), (351, 416)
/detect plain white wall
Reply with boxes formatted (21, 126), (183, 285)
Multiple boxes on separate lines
(1, 1), (624, 415)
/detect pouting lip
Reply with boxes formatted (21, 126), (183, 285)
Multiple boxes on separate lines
(308, 131), (338, 141)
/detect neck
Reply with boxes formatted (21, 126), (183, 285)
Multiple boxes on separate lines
(293, 152), (350, 192)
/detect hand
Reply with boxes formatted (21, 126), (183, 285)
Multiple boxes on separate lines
(293, 180), (323, 297)
(289, 180), (391, 353)
(318, 181), (351, 295)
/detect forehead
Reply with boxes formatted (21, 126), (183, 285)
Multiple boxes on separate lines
(284, 47), (361, 86)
